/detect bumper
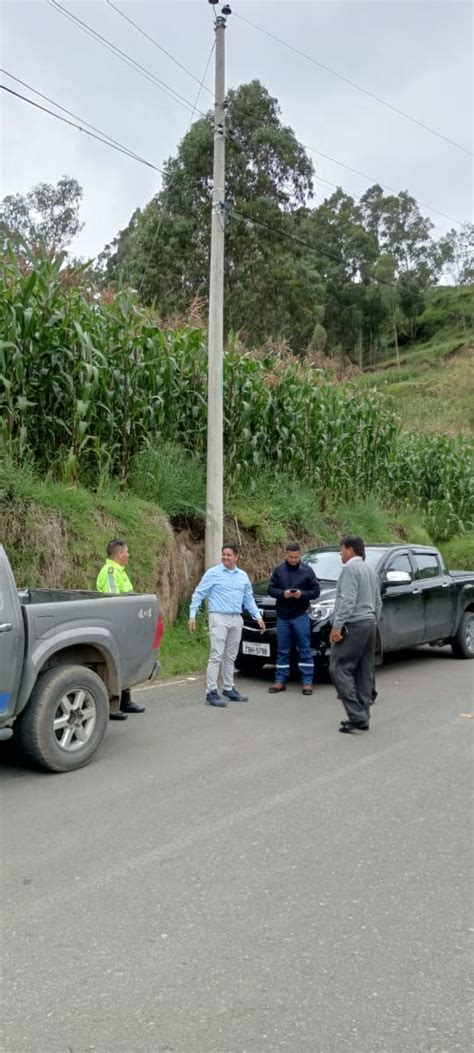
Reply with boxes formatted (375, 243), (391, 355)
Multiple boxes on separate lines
(239, 620), (332, 667)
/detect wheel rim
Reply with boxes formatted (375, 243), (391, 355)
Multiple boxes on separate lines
(465, 614), (474, 655)
(53, 689), (97, 752)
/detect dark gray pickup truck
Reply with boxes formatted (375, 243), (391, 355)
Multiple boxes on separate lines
(237, 544), (474, 677)
(0, 546), (163, 772)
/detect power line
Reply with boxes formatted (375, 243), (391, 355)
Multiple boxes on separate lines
(234, 11), (473, 157)
(1, 83), (166, 175)
(46, 1), (464, 227)
(106, 0), (213, 97)
(136, 42), (217, 297)
(1, 69), (159, 168)
(46, 0), (208, 120)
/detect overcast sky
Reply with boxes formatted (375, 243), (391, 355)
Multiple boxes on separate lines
(1, 0), (472, 259)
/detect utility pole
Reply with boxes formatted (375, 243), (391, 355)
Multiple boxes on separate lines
(205, 3), (230, 568)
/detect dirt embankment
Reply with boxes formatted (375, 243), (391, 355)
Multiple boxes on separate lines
(0, 502), (299, 622)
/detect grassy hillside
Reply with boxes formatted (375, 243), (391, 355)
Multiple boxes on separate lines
(352, 287), (474, 435)
(2, 453), (473, 677)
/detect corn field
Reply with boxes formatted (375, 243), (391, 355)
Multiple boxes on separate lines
(0, 253), (472, 531)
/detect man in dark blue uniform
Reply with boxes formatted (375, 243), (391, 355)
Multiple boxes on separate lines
(268, 542), (320, 695)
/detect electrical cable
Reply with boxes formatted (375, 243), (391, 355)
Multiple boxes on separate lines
(1, 69), (158, 166)
(234, 11), (473, 157)
(46, 0), (208, 120)
(135, 42), (217, 297)
(106, 0), (213, 96)
(1, 83), (166, 174)
(45, 1), (465, 226)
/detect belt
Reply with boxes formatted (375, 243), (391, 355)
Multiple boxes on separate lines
(209, 611), (242, 615)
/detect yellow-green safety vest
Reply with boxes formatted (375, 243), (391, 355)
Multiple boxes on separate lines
(96, 559), (133, 594)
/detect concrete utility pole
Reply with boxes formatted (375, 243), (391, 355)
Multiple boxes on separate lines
(205, 4), (229, 568)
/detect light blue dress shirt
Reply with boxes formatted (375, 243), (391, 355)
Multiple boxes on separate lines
(189, 564), (261, 620)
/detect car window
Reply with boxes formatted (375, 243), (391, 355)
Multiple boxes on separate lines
(386, 553), (413, 578)
(414, 553), (441, 580)
(303, 547), (384, 583)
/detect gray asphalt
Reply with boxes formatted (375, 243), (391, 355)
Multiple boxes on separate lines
(1, 647), (473, 1053)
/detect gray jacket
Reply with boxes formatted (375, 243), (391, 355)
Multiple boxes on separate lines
(333, 556), (382, 629)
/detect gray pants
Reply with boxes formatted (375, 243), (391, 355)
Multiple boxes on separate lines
(207, 613), (243, 692)
(329, 619), (377, 726)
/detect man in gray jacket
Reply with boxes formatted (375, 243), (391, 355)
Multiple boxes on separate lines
(329, 535), (382, 734)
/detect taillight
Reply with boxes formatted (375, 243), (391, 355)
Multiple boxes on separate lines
(152, 614), (165, 650)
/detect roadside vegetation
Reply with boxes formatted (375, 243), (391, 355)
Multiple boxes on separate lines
(1, 85), (473, 677)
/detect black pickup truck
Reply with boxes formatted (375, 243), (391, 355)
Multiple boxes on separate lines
(236, 544), (474, 678)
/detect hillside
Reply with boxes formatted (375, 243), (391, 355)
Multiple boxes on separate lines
(351, 287), (474, 435)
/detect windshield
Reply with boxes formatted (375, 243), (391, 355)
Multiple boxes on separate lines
(302, 548), (385, 584)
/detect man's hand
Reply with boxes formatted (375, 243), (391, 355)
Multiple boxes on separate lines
(330, 627), (343, 644)
(188, 617), (196, 633)
(257, 617), (266, 633)
(284, 589), (301, 599)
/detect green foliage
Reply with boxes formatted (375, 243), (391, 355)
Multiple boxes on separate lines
(100, 81), (442, 357)
(1, 253), (472, 535)
(440, 532), (474, 571)
(159, 604), (210, 678)
(328, 499), (395, 544)
(130, 444), (206, 518)
(0, 449), (169, 592)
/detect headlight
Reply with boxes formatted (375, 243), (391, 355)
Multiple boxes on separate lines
(309, 600), (335, 622)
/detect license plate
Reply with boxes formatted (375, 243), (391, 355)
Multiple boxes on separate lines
(242, 642), (271, 657)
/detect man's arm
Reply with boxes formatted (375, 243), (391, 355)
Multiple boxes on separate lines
(300, 566), (321, 601)
(242, 576), (265, 629)
(188, 568), (215, 630)
(332, 564), (359, 628)
(268, 566), (284, 599)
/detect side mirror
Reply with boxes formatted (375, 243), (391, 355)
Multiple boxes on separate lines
(384, 570), (411, 587)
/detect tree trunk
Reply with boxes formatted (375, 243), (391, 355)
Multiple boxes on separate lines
(393, 317), (400, 370)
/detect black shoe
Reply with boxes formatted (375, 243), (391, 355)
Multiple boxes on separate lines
(222, 688), (248, 702)
(121, 701), (146, 714)
(206, 690), (227, 707)
(339, 721), (369, 733)
(110, 711), (129, 721)
(268, 683), (286, 693)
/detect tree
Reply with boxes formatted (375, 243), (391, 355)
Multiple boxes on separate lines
(374, 254), (402, 368)
(0, 176), (83, 252)
(437, 224), (474, 286)
(101, 81), (323, 346)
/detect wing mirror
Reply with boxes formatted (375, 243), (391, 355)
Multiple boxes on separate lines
(384, 570), (411, 587)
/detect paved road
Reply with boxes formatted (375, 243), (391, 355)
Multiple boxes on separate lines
(1, 648), (473, 1053)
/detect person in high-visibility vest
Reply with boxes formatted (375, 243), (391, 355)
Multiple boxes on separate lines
(96, 539), (146, 720)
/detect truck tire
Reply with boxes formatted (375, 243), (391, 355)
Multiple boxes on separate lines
(450, 611), (474, 659)
(16, 665), (109, 773)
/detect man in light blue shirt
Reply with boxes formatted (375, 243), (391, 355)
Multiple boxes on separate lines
(189, 544), (265, 706)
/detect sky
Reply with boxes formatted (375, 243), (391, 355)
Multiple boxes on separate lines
(1, 0), (473, 260)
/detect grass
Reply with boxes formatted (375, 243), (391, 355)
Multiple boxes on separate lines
(0, 453), (171, 592)
(439, 532), (474, 571)
(130, 443), (206, 518)
(352, 337), (474, 435)
(159, 605), (210, 678)
(349, 285), (474, 436)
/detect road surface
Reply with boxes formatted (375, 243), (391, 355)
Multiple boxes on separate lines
(1, 647), (473, 1053)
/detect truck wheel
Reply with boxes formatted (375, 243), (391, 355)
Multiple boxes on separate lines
(17, 666), (109, 773)
(450, 611), (474, 659)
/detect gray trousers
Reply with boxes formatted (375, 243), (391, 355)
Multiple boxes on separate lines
(329, 619), (377, 726)
(207, 613), (243, 692)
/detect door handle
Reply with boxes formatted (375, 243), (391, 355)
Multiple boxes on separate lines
(0, 623), (13, 633)
(412, 589), (422, 595)
(441, 582), (451, 588)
